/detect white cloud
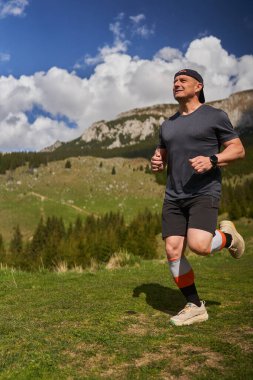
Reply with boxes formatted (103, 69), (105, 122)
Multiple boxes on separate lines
(154, 47), (183, 62)
(133, 24), (155, 38)
(129, 13), (155, 38)
(129, 14), (145, 24)
(78, 17), (129, 67)
(1, 112), (74, 151)
(0, 35), (253, 152)
(186, 36), (237, 76)
(83, 39), (129, 67)
(109, 19), (125, 41)
(0, 52), (10, 62)
(234, 55), (253, 92)
(0, 0), (29, 18)
(77, 13), (154, 69)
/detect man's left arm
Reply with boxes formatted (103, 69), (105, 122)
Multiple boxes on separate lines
(216, 137), (245, 166)
(189, 138), (245, 173)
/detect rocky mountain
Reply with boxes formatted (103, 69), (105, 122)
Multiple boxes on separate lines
(80, 90), (253, 149)
(41, 140), (63, 152)
(44, 89), (253, 156)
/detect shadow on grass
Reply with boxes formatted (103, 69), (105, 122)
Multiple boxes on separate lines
(132, 283), (221, 315)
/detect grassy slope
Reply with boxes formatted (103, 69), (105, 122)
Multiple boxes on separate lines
(0, 219), (252, 379)
(1, 131), (252, 241)
(0, 157), (164, 241)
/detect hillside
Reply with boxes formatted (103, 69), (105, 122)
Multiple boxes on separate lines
(0, 156), (164, 241)
(1, 90), (253, 243)
(45, 89), (253, 161)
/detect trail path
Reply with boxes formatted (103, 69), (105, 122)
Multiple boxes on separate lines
(27, 191), (94, 216)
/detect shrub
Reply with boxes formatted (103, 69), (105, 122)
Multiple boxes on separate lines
(106, 249), (141, 270)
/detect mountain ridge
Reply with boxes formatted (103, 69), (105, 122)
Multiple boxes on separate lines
(42, 89), (253, 155)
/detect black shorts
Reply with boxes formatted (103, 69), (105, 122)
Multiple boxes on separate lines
(162, 195), (219, 238)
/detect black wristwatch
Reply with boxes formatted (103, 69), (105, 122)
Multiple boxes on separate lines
(209, 155), (218, 168)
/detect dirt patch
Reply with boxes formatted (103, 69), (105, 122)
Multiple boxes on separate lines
(124, 323), (148, 336)
(65, 341), (225, 379)
(242, 327), (253, 335)
(221, 327), (253, 353)
(61, 343), (118, 378)
(100, 347), (187, 379)
(100, 363), (130, 379)
(181, 344), (224, 370)
(120, 313), (150, 336)
(159, 373), (190, 380)
(120, 312), (168, 337)
(62, 342), (105, 363)
(135, 350), (177, 368)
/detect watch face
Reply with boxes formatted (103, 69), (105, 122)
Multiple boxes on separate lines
(210, 155), (218, 166)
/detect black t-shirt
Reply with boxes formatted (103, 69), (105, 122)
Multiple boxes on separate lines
(158, 104), (238, 200)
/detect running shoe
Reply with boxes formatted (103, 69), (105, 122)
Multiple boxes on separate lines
(220, 220), (245, 259)
(170, 301), (208, 326)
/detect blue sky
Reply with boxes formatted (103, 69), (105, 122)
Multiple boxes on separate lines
(0, 0), (253, 151)
(1, 0), (253, 77)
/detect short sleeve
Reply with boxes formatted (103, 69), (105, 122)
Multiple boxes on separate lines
(157, 124), (166, 149)
(215, 110), (238, 144)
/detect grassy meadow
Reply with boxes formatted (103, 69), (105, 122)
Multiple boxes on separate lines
(0, 153), (252, 378)
(0, 219), (252, 379)
(0, 156), (164, 241)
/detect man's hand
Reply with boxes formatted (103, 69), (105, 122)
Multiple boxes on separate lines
(151, 150), (165, 172)
(189, 156), (213, 173)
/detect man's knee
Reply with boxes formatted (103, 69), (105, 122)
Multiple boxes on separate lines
(188, 240), (211, 256)
(187, 229), (213, 256)
(165, 238), (185, 260)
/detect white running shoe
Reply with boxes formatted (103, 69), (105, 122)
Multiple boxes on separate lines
(219, 220), (245, 259)
(170, 301), (208, 326)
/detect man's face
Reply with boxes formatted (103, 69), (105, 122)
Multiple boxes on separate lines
(173, 75), (202, 102)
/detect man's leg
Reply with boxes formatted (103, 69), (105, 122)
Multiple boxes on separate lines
(188, 225), (245, 259)
(162, 199), (208, 325)
(186, 196), (245, 259)
(165, 236), (201, 306)
(162, 200), (203, 307)
(165, 236), (208, 326)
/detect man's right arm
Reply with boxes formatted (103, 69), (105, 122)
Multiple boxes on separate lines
(151, 148), (167, 172)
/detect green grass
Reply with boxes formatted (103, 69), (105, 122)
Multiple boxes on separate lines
(0, 220), (252, 379)
(0, 157), (164, 241)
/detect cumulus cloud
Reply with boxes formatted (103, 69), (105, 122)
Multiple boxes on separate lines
(0, 0), (29, 18)
(1, 33), (253, 152)
(0, 112), (75, 151)
(76, 13), (154, 69)
(154, 47), (183, 61)
(77, 17), (129, 68)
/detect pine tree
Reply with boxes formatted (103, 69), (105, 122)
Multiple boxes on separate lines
(28, 218), (47, 268)
(41, 216), (66, 268)
(0, 233), (6, 263)
(9, 225), (24, 268)
(10, 225), (23, 255)
(65, 160), (72, 169)
(145, 164), (151, 173)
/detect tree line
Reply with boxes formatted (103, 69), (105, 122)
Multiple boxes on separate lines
(155, 171), (253, 220)
(0, 152), (49, 174)
(0, 210), (161, 271)
(219, 178), (253, 220)
(0, 178), (251, 271)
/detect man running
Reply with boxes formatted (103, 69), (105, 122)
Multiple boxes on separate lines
(151, 69), (245, 326)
